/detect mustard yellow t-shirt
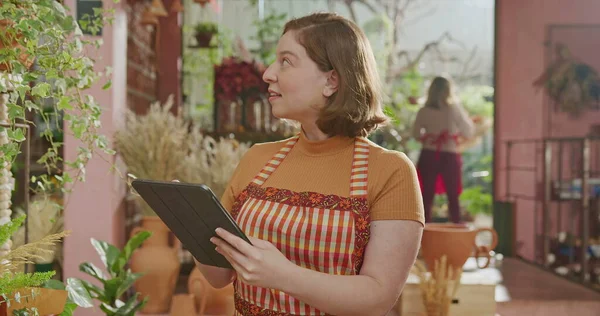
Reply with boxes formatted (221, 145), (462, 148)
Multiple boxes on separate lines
(221, 132), (425, 225)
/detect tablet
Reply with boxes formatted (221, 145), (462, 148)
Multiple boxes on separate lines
(131, 179), (251, 269)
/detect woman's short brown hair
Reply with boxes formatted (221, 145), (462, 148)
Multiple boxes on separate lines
(283, 12), (389, 138)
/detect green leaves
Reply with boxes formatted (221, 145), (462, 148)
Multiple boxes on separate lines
(31, 82), (51, 98)
(79, 262), (106, 282)
(65, 278), (94, 309)
(0, 214), (25, 245)
(116, 231), (151, 272)
(0, 0), (120, 200)
(90, 239), (121, 277)
(41, 278), (94, 316)
(72, 231), (150, 316)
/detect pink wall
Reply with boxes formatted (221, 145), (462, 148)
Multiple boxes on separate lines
(495, 0), (600, 261)
(62, 1), (128, 314)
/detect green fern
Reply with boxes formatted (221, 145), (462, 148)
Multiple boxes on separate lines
(0, 214), (26, 245)
(0, 271), (56, 299)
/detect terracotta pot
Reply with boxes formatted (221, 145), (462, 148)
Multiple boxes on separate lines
(0, 288), (67, 316)
(421, 223), (498, 273)
(194, 32), (214, 47)
(188, 268), (235, 316)
(0, 19), (34, 71)
(130, 216), (181, 314)
(169, 294), (197, 316)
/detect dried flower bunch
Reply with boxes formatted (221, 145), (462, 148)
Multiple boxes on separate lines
(177, 125), (250, 199)
(114, 96), (250, 216)
(114, 96), (190, 216)
(411, 256), (462, 316)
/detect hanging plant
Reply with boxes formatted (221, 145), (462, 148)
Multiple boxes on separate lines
(0, 0), (117, 193)
(193, 22), (218, 47)
(533, 43), (600, 117)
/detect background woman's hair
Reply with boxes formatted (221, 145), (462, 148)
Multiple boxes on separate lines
(424, 76), (455, 109)
(283, 12), (388, 138)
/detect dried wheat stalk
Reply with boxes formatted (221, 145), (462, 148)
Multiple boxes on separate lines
(11, 195), (64, 264)
(114, 95), (250, 215)
(411, 256), (462, 316)
(114, 96), (190, 216)
(176, 125), (250, 199)
(0, 230), (70, 274)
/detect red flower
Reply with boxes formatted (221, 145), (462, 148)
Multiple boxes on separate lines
(214, 57), (268, 103)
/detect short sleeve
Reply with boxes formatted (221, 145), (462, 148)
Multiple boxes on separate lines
(220, 161), (243, 213)
(369, 151), (425, 225)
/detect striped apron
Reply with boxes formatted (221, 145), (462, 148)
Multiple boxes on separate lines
(229, 135), (372, 316)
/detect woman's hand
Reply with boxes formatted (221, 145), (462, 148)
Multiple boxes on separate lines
(211, 228), (296, 290)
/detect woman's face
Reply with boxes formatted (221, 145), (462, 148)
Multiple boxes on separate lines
(262, 30), (335, 125)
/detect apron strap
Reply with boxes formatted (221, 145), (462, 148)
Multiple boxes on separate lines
(251, 135), (299, 186)
(349, 138), (370, 198)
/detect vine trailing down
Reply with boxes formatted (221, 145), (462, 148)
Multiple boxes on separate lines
(0, 0), (120, 196)
(1, 0), (125, 314)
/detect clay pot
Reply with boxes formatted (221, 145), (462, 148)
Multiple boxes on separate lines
(130, 216), (181, 314)
(0, 19), (34, 71)
(188, 268), (235, 316)
(0, 288), (67, 316)
(421, 223), (498, 273)
(170, 294), (197, 316)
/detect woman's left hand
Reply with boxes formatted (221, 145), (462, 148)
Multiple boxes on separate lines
(211, 228), (297, 290)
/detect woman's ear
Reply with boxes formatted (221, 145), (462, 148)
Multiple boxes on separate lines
(322, 70), (339, 97)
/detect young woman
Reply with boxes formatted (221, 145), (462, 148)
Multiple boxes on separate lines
(412, 76), (475, 224)
(201, 12), (424, 316)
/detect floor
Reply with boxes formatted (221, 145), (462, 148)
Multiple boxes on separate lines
(495, 258), (600, 316)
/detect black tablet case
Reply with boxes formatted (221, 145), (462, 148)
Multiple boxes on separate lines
(131, 179), (250, 269)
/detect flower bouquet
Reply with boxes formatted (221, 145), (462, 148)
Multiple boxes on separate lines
(213, 57), (269, 132)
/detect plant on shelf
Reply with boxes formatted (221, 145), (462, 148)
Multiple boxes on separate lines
(194, 22), (218, 47)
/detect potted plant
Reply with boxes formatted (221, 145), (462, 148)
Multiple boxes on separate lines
(193, 22), (218, 47)
(0, 215), (70, 316)
(0, 1), (131, 314)
(0, 0), (118, 199)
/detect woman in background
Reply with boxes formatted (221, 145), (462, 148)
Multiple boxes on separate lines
(412, 76), (474, 223)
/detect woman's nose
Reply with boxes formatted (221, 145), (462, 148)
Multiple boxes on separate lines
(262, 64), (277, 83)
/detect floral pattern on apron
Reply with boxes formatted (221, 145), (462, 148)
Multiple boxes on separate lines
(229, 135), (371, 316)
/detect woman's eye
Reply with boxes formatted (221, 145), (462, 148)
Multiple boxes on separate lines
(281, 58), (291, 66)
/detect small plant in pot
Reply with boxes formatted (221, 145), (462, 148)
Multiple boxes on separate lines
(194, 22), (218, 47)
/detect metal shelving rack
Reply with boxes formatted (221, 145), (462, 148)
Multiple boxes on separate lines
(503, 136), (600, 289)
